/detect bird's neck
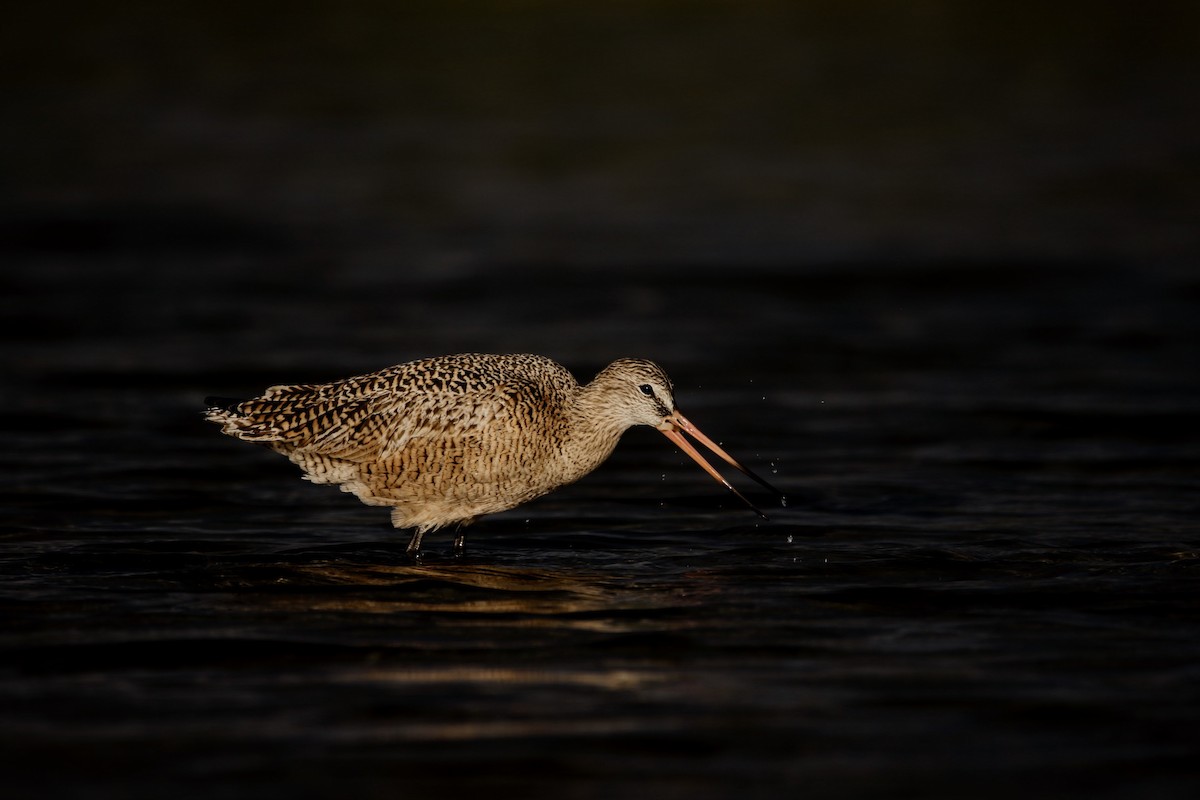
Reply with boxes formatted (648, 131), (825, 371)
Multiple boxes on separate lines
(560, 382), (635, 481)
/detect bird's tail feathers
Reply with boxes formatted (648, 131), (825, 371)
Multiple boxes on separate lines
(203, 398), (287, 442)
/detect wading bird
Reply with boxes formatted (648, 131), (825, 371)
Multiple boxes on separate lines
(205, 353), (783, 555)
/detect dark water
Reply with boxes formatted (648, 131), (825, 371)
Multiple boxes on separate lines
(3, 4), (1200, 799)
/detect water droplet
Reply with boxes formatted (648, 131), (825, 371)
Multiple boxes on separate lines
(780, 496), (788, 507)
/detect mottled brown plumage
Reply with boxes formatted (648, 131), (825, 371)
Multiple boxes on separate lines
(205, 353), (781, 555)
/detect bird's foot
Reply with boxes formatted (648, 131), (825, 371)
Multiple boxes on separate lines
(405, 529), (425, 560)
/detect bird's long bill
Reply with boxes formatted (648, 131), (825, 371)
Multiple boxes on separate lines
(657, 411), (785, 519)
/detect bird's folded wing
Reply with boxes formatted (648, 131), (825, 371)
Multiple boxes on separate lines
(236, 378), (528, 463)
(374, 382), (526, 462)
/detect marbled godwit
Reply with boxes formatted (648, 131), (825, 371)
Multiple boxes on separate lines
(205, 353), (783, 555)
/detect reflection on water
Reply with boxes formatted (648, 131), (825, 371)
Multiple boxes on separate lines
(234, 562), (656, 621)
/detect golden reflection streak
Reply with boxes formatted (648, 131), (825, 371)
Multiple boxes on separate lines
(338, 666), (660, 690)
(227, 562), (691, 623)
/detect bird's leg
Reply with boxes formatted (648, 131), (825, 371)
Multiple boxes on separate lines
(405, 529), (425, 558)
(452, 528), (467, 558)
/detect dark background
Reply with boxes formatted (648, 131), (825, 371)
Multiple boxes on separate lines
(2, 3), (1199, 799)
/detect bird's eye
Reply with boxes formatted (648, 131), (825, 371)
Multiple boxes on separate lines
(638, 384), (654, 397)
